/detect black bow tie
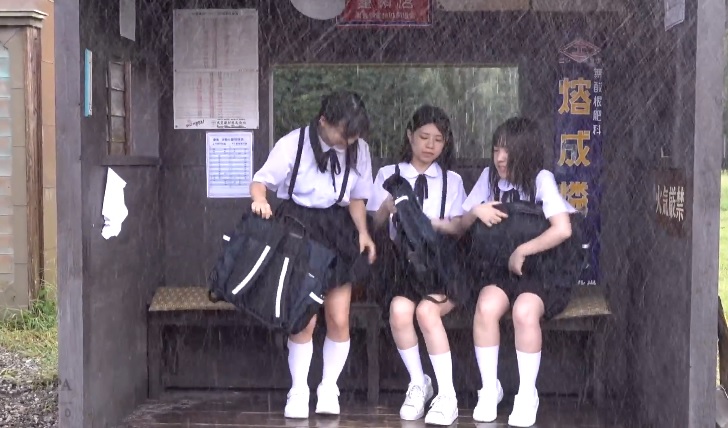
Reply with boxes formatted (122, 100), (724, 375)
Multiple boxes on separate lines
(317, 149), (341, 191)
(500, 189), (520, 203)
(414, 174), (428, 206)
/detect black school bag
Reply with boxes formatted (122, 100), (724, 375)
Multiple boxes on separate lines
(207, 127), (337, 335)
(468, 188), (588, 289)
(383, 166), (459, 302)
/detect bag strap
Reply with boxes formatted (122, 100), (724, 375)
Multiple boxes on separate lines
(288, 127), (306, 200)
(336, 154), (351, 204)
(440, 169), (447, 220)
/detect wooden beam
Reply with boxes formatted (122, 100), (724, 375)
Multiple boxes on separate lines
(436, 0), (529, 11)
(23, 26), (43, 300)
(436, 0), (626, 12)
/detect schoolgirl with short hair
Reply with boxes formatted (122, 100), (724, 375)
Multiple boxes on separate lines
(367, 105), (467, 426)
(249, 90), (377, 419)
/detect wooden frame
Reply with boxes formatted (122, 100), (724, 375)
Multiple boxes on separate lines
(106, 60), (132, 156)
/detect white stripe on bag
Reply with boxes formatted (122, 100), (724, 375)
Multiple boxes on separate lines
(394, 195), (409, 205)
(275, 257), (290, 318)
(232, 245), (271, 295)
(309, 292), (323, 304)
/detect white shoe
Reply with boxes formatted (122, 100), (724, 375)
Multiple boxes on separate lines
(473, 379), (504, 422)
(507, 388), (539, 427)
(315, 383), (340, 415)
(284, 388), (310, 419)
(423, 394), (458, 426)
(399, 375), (435, 421)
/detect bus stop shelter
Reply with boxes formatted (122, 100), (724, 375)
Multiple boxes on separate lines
(55, 0), (724, 426)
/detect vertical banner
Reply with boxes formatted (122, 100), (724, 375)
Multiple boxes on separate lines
(553, 38), (604, 287)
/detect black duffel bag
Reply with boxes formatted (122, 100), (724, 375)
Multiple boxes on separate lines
(468, 201), (588, 289)
(207, 212), (335, 335)
(382, 171), (464, 302)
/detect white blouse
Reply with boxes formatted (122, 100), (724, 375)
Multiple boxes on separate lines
(462, 167), (576, 219)
(252, 126), (373, 208)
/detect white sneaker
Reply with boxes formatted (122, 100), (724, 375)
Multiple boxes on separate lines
(399, 375), (435, 420)
(423, 394), (458, 426)
(507, 388), (539, 427)
(315, 383), (340, 415)
(284, 388), (310, 419)
(473, 379), (504, 422)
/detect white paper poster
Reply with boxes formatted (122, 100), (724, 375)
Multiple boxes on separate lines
(664, 0), (685, 30)
(120, 0), (136, 41)
(173, 9), (259, 130)
(206, 131), (253, 198)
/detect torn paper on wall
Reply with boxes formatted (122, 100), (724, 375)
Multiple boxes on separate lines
(101, 168), (129, 239)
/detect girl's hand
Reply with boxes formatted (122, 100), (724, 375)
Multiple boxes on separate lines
(382, 195), (397, 215)
(359, 232), (377, 264)
(473, 202), (508, 227)
(509, 245), (527, 276)
(251, 198), (272, 219)
(431, 218), (450, 233)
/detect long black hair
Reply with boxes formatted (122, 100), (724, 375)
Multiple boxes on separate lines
(488, 117), (543, 201)
(398, 105), (455, 171)
(310, 90), (369, 172)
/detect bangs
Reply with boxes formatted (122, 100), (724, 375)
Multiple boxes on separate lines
(342, 110), (370, 140)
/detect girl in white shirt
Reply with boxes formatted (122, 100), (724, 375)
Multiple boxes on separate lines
(250, 91), (377, 420)
(367, 105), (466, 426)
(460, 117), (576, 427)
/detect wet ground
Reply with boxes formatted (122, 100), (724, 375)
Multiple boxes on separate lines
(121, 390), (625, 428)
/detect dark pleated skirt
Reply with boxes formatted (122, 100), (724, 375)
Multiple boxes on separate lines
(275, 200), (371, 289)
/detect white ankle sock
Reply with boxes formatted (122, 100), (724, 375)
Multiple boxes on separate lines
(398, 344), (425, 386)
(288, 339), (313, 392)
(516, 350), (541, 396)
(320, 337), (351, 387)
(429, 352), (456, 396)
(475, 345), (499, 392)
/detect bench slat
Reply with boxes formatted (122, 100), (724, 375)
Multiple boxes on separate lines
(149, 286), (611, 319)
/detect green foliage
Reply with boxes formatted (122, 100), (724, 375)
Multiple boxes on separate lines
(0, 281), (58, 384)
(272, 65), (520, 160)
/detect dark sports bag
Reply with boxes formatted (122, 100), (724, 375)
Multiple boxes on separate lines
(468, 200), (588, 289)
(382, 168), (461, 302)
(207, 212), (335, 335)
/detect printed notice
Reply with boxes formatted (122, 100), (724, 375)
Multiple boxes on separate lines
(173, 9), (259, 130)
(206, 131), (253, 198)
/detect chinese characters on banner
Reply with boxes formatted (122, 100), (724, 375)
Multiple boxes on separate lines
(554, 39), (604, 287)
(653, 168), (687, 237)
(337, 0), (431, 27)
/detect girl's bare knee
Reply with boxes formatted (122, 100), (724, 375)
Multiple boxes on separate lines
(389, 298), (415, 331)
(290, 315), (316, 343)
(415, 301), (441, 332)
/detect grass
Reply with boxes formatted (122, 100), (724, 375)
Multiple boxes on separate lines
(719, 172), (728, 317)
(0, 280), (58, 385)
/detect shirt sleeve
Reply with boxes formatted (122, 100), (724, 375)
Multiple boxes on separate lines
(447, 172), (466, 218)
(252, 131), (298, 192)
(366, 166), (390, 212)
(536, 170), (575, 218)
(461, 168), (492, 212)
(350, 140), (374, 200)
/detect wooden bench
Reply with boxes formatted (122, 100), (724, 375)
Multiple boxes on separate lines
(147, 286), (381, 404)
(147, 285), (611, 406)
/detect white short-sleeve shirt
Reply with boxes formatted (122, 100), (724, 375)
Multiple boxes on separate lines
(461, 167), (576, 219)
(367, 162), (466, 238)
(252, 126), (373, 208)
